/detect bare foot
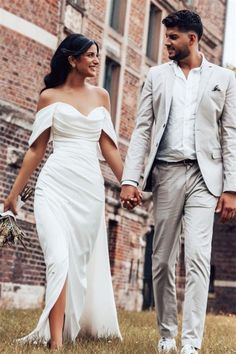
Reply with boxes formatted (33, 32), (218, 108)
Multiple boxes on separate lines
(48, 340), (63, 350)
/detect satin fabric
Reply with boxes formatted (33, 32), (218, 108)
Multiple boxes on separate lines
(18, 102), (122, 344)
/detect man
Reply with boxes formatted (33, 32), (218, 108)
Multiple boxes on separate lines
(120, 10), (236, 354)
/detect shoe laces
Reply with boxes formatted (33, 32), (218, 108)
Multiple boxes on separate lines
(182, 345), (197, 354)
(159, 337), (176, 351)
(161, 337), (172, 342)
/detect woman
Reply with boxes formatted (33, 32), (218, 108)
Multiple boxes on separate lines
(4, 34), (123, 349)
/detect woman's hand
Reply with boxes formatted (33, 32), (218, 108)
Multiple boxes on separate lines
(3, 194), (18, 215)
(120, 185), (142, 210)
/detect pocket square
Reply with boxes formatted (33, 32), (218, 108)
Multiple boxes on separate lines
(212, 84), (221, 92)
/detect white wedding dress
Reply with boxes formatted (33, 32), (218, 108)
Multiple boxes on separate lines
(18, 102), (122, 344)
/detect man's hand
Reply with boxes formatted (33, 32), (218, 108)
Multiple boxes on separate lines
(215, 192), (236, 223)
(120, 185), (142, 210)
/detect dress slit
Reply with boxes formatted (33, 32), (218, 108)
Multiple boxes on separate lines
(16, 259), (69, 345)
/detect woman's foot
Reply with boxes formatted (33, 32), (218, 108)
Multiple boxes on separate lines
(47, 339), (63, 350)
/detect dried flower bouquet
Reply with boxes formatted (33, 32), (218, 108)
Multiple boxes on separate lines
(0, 186), (33, 248)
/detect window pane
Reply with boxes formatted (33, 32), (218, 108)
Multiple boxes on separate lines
(103, 57), (120, 124)
(66, 0), (85, 11)
(109, 0), (127, 34)
(108, 219), (118, 275)
(146, 4), (162, 61)
(209, 265), (215, 294)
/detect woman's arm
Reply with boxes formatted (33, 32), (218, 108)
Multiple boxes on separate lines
(97, 88), (123, 182)
(4, 128), (50, 214)
(100, 132), (142, 208)
(3, 92), (53, 214)
(99, 131), (123, 182)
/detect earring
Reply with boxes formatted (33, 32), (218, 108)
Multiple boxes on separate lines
(71, 64), (76, 68)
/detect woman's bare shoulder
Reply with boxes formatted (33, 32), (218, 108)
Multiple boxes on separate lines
(92, 86), (109, 98)
(89, 85), (110, 110)
(37, 88), (59, 112)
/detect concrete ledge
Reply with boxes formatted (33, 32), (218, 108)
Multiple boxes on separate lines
(215, 280), (236, 288)
(0, 8), (57, 49)
(0, 282), (45, 309)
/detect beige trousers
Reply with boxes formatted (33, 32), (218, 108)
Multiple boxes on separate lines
(152, 161), (218, 349)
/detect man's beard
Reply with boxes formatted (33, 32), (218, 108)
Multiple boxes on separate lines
(167, 46), (190, 61)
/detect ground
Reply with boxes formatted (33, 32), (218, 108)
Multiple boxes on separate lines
(0, 309), (235, 353)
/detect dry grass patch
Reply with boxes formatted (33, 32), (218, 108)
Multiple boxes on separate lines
(0, 309), (235, 353)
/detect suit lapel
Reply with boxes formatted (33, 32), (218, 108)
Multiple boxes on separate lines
(163, 59), (214, 119)
(195, 62), (214, 113)
(164, 63), (175, 120)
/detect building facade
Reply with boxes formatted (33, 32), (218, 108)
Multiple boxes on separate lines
(0, 0), (235, 313)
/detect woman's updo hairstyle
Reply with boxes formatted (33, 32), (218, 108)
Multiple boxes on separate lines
(42, 34), (99, 91)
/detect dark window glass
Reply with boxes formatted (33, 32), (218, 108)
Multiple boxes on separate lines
(209, 265), (215, 293)
(103, 57), (120, 124)
(66, 0), (85, 11)
(108, 219), (118, 275)
(146, 4), (162, 61)
(109, 0), (127, 35)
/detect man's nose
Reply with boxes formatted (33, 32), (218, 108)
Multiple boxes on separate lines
(165, 39), (171, 47)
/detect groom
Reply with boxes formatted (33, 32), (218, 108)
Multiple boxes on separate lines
(120, 10), (236, 354)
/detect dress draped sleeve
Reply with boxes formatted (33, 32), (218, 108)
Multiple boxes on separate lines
(97, 108), (118, 161)
(28, 103), (57, 147)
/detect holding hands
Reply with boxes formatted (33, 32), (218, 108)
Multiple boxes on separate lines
(120, 185), (143, 210)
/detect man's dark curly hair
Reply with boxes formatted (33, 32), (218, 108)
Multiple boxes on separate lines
(162, 10), (203, 40)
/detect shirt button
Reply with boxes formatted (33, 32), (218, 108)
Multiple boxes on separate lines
(163, 124), (166, 128)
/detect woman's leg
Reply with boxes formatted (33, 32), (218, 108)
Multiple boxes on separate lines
(49, 280), (67, 349)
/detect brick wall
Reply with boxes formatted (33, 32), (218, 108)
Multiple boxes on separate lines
(207, 217), (236, 313)
(128, 0), (147, 49)
(0, 0), (60, 35)
(0, 25), (54, 112)
(119, 71), (140, 140)
(0, 102), (52, 291)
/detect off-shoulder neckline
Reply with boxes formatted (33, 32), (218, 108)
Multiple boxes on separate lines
(36, 101), (109, 118)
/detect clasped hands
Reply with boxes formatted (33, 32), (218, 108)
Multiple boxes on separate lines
(120, 187), (236, 222)
(120, 185), (143, 210)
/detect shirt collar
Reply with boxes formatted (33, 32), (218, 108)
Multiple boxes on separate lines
(171, 53), (206, 75)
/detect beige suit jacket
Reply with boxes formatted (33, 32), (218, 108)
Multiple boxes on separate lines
(122, 60), (236, 196)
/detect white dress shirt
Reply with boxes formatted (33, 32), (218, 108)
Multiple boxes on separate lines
(157, 56), (206, 161)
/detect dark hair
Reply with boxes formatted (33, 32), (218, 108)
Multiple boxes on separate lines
(42, 34), (99, 91)
(162, 10), (203, 40)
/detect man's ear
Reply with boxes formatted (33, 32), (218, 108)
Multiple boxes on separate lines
(188, 32), (198, 45)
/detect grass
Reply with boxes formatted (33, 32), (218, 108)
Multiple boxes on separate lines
(0, 309), (235, 353)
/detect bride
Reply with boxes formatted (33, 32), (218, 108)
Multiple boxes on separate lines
(3, 33), (123, 349)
